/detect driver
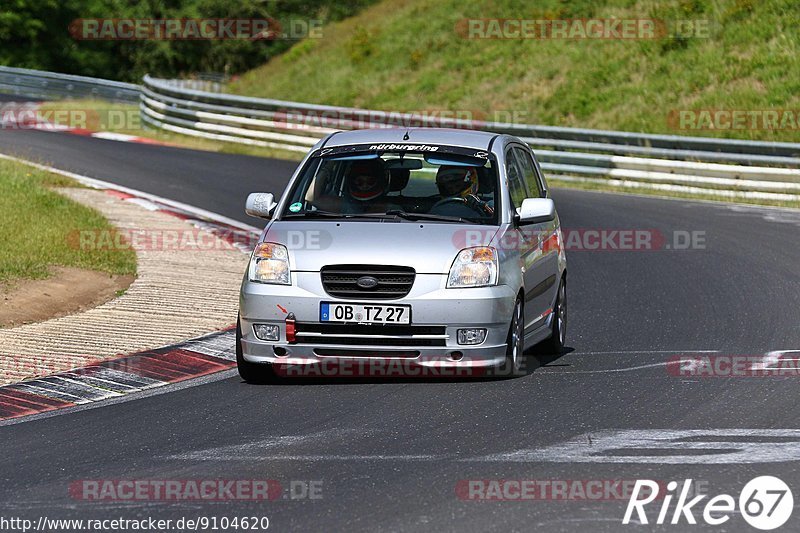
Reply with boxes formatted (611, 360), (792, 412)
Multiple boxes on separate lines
(434, 165), (494, 216)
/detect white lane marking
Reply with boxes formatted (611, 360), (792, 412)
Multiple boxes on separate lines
(727, 205), (800, 225)
(180, 454), (446, 461)
(169, 429), (800, 464)
(543, 350), (800, 375)
(541, 350), (719, 374)
(540, 362), (673, 374)
(573, 350), (719, 355)
(125, 198), (161, 211)
(672, 349), (800, 376)
(751, 350), (800, 371)
(0, 153), (262, 233)
(91, 132), (141, 142)
(475, 429), (800, 464)
(169, 429), (371, 460)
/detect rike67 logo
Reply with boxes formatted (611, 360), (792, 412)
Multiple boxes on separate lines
(623, 476), (793, 530)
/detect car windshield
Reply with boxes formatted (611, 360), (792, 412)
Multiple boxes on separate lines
(279, 148), (500, 225)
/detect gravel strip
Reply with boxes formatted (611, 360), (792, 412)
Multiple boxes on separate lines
(0, 188), (249, 384)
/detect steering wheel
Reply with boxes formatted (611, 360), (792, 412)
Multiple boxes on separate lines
(431, 196), (484, 214)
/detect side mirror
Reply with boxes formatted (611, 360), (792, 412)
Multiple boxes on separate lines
(245, 192), (276, 219)
(517, 198), (556, 225)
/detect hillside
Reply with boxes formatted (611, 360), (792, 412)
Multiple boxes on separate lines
(229, 0), (800, 142)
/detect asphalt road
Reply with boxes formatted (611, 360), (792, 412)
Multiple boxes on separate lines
(2, 129), (800, 532)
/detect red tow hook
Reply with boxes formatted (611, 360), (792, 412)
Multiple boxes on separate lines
(285, 313), (297, 344)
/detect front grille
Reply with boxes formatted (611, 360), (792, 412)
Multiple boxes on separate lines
(320, 265), (415, 300)
(295, 323), (447, 347)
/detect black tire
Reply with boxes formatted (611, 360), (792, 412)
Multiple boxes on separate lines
(542, 278), (567, 355)
(502, 297), (525, 378)
(236, 317), (275, 383)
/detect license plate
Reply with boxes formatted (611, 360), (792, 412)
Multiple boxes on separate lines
(320, 303), (411, 324)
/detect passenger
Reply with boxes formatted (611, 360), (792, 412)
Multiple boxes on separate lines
(343, 160), (399, 213)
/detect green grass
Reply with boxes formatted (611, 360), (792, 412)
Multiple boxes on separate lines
(229, 0), (800, 143)
(0, 159), (137, 284)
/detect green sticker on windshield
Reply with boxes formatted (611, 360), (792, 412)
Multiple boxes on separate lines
(289, 202), (302, 212)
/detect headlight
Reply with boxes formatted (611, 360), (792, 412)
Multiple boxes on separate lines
(447, 247), (498, 288)
(249, 242), (291, 284)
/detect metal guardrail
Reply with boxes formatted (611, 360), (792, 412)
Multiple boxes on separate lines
(157, 78), (226, 94)
(141, 75), (800, 202)
(0, 66), (140, 103)
(2, 67), (799, 202)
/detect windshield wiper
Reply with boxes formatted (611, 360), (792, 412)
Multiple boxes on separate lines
(283, 209), (468, 223)
(282, 210), (398, 221)
(281, 210), (347, 219)
(384, 210), (466, 223)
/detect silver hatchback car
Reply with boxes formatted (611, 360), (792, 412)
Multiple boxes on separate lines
(237, 128), (567, 380)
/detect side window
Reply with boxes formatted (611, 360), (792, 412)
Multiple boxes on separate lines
(513, 146), (543, 198)
(505, 148), (528, 209)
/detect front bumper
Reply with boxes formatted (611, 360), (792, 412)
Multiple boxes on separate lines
(239, 271), (516, 368)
